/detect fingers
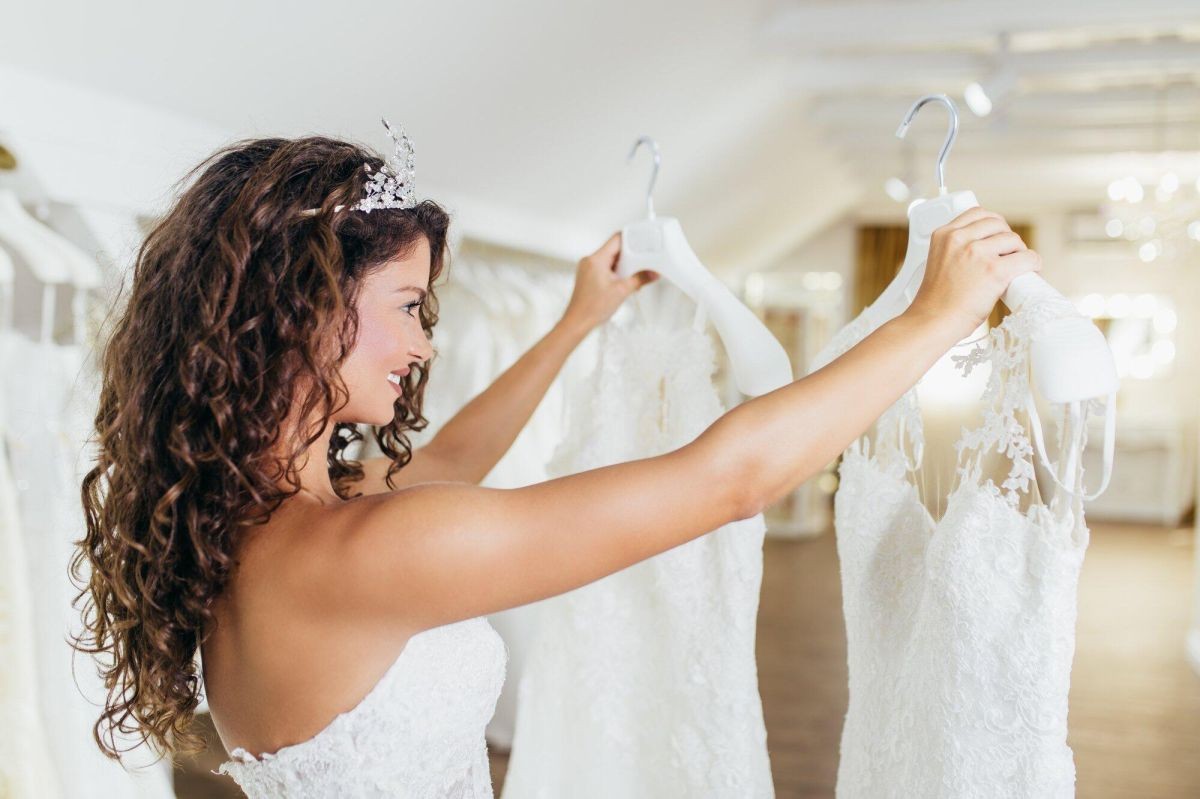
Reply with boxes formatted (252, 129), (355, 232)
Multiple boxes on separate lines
(997, 248), (1042, 282)
(972, 231), (1028, 259)
(590, 231), (622, 265)
(953, 216), (1017, 245)
(942, 206), (1006, 231)
(623, 270), (660, 293)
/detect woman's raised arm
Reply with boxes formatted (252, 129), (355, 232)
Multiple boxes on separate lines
(348, 233), (657, 492)
(311, 208), (1040, 634)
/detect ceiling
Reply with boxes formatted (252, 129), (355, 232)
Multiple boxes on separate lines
(2, 1), (1198, 272)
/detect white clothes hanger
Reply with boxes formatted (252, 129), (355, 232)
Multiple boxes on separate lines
(24, 206), (102, 347)
(868, 94), (1116, 498)
(0, 188), (68, 343)
(865, 95), (1118, 405)
(616, 136), (793, 396)
(0, 247), (13, 334)
(0, 140), (102, 346)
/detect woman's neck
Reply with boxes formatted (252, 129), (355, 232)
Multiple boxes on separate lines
(285, 418), (343, 505)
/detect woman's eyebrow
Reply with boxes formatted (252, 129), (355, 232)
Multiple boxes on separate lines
(394, 286), (428, 300)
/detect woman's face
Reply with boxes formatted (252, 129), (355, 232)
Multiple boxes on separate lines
(337, 236), (435, 426)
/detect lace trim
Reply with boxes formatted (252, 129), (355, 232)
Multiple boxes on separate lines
(813, 295), (1087, 510)
(951, 295), (1082, 507)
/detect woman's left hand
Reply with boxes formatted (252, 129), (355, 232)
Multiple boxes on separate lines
(560, 232), (659, 333)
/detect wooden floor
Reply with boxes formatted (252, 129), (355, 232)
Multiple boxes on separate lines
(177, 522), (1200, 798)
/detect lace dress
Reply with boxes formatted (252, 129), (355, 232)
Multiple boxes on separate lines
(501, 285), (774, 799)
(814, 297), (1105, 798)
(216, 617), (507, 797)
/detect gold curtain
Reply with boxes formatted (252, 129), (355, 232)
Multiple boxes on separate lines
(854, 223), (1034, 328)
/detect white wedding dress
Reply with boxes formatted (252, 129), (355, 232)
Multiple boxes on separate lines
(814, 297), (1104, 798)
(217, 617), (508, 797)
(1, 328), (176, 799)
(0, 387), (62, 798)
(502, 285), (774, 799)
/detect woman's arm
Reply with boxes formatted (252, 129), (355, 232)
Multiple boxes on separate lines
(304, 208), (1039, 635)
(351, 234), (656, 491)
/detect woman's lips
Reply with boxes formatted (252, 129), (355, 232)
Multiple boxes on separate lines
(386, 368), (410, 389)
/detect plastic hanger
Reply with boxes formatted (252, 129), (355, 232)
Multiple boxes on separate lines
(869, 94), (1117, 499)
(0, 247), (13, 333)
(615, 136), (793, 396)
(24, 203), (102, 347)
(866, 94), (1119, 406)
(0, 188), (68, 343)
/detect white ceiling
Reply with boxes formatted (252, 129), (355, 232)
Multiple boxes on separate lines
(2, 0), (1198, 272)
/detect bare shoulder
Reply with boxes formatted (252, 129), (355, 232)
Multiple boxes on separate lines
(203, 499), (425, 755)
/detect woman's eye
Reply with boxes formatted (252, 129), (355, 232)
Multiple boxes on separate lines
(402, 301), (423, 317)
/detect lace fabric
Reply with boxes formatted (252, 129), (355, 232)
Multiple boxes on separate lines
(215, 617), (507, 798)
(501, 285), (774, 799)
(816, 300), (1096, 798)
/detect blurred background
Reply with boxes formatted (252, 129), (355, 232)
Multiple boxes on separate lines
(1, 1), (1197, 797)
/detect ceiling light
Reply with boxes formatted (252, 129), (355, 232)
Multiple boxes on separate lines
(884, 177), (910, 202)
(964, 82), (993, 117)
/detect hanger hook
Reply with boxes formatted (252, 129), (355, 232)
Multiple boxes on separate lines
(895, 94), (959, 195)
(627, 135), (660, 219)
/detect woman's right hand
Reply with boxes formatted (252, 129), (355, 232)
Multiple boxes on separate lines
(906, 207), (1042, 340)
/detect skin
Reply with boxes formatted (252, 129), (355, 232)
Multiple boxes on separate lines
(202, 208), (1040, 757)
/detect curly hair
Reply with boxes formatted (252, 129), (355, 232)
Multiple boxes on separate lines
(70, 135), (450, 760)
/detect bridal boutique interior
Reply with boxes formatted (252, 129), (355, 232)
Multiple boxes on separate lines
(2, 1), (1199, 797)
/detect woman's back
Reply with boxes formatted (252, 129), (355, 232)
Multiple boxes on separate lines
(203, 501), (507, 797)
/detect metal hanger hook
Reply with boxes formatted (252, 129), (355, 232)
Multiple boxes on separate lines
(895, 94), (959, 195)
(627, 135), (661, 219)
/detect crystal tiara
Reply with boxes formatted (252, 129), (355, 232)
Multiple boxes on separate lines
(298, 118), (416, 217)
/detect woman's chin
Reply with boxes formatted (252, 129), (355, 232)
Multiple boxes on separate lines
(339, 403), (395, 428)
(373, 402), (399, 427)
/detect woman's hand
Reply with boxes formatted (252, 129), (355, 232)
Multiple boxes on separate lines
(560, 232), (659, 334)
(906, 207), (1042, 340)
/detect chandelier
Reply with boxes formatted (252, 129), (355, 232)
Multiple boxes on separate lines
(1103, 171), (1200, 263)
(1101, 83), (1200, 263)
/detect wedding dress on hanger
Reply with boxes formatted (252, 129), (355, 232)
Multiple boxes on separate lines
(502, 282), (774, 799)
(0, 191), (175, 797)
(0, 323), (62, 798)
(2, 325), (175, 798)
(813, 292), (1107, 798)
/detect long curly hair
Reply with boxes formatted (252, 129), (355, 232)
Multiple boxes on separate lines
(70, 135), (450, 760)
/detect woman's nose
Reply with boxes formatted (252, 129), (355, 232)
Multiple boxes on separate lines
(411, 331), (434, 363)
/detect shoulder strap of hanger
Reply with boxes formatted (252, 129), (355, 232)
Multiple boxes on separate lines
(1026, 393), (1116, 502)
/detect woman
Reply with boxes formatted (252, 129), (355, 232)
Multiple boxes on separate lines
(73, 133), (1039, 796)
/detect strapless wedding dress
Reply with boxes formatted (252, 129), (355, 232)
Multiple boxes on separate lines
(216, 617), (507, 798)
(813, 296), (1109, 798)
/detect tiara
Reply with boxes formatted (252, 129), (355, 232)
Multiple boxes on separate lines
(298, 118), (416, 217)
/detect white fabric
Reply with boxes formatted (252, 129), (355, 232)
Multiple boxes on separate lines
(1, 328), (176, 799)
(217, 617), (507, 798)
(501, 284), (774, 799)
(0, 385), (62, 798)
(814, 296), (1101, 799)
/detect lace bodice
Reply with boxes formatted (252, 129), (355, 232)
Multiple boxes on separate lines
(216, 617), (507, 798)
(816, 300), (1102, 798)
(501, 285), (774, 798)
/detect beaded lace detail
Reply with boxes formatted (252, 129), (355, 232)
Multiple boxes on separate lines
(501, 285), (774, 798)
(814, 299), (1092, 798)
(214, 618), (507, 798)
